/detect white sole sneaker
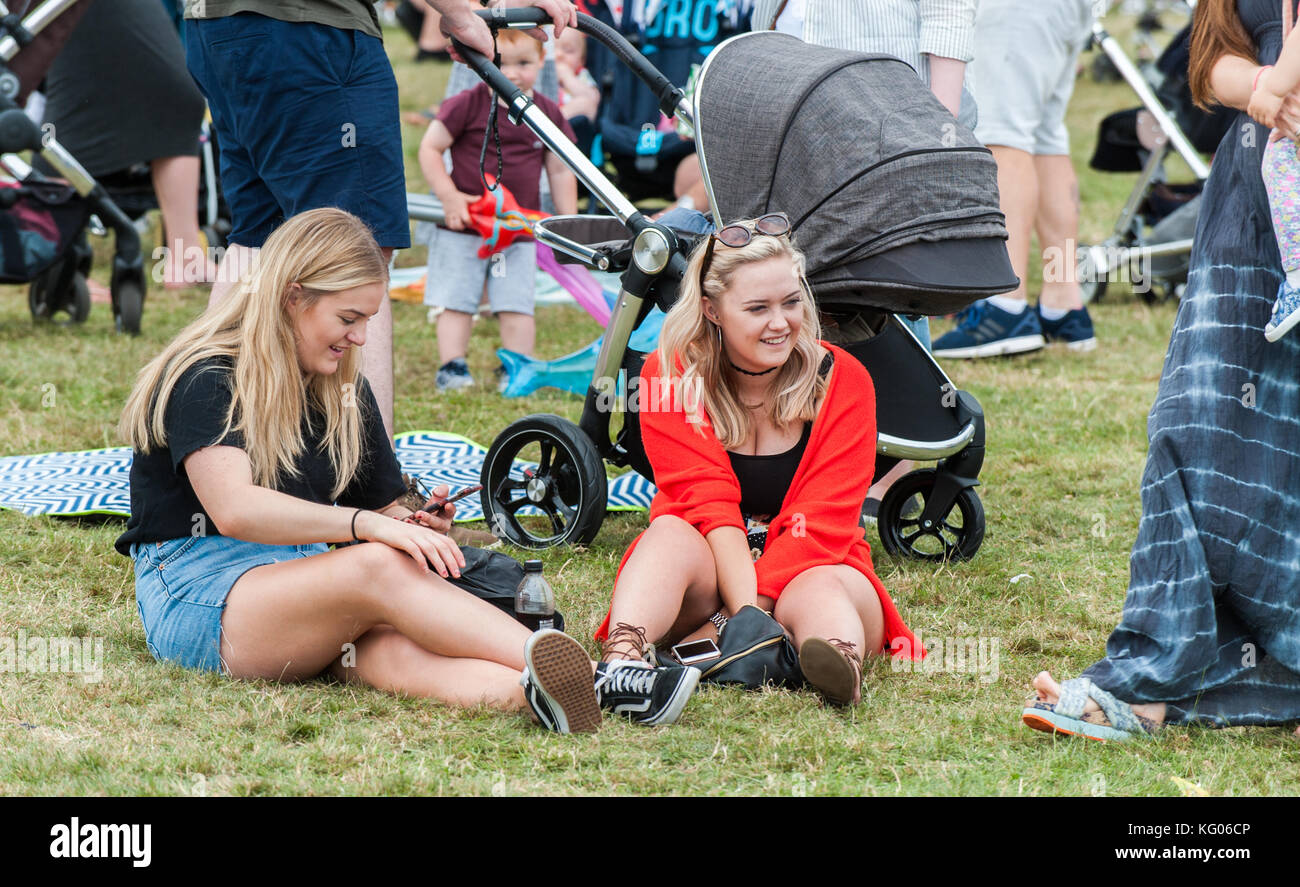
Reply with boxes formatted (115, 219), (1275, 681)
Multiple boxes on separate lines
(523, 630), (601, 734)
(1063, 336), (1098, 353)
(641, 666), (701, 727)
(932, 334), (1046, 359)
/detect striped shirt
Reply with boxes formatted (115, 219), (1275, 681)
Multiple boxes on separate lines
(751, 0), (977, 66)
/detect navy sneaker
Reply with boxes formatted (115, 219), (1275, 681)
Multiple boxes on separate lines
(1265, 279), (1300, 342)
(1037, 306), (1098, 352)
(931, 300), (1045, 359)
(435, 358), (474, 392)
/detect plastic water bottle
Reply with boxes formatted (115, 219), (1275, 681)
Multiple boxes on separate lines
(515, 560), (555, 632)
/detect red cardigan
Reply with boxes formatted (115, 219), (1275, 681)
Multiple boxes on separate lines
(597, 342), (922, 660)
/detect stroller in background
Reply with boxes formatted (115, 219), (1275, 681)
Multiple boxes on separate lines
(0, 0), (148, 333)
(453, 11), (1019, 562)
(1078, 12), (1229, 303)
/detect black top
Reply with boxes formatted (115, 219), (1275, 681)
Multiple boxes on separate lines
(728, 421), (813, 520)
(114, 357), (407, 556)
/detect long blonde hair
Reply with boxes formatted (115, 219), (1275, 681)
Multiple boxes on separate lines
(119, 208), (389, 500)
(657, 219), (825, 448)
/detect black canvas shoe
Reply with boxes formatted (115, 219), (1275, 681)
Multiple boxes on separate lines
(521, 630), (601, 734)
(594, 659), (700, 726)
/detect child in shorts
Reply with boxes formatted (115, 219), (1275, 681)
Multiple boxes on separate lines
(418, 28), (578, 391)
(1251, 3), (1300, 341)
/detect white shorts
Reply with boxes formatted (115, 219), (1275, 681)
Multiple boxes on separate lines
(971, 0), (1093, 156)
(423, 226), (537, 316)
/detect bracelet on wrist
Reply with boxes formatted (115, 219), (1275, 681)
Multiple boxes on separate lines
(1255, 65), (1274, 93)
(351, 508), (364, 541)
(709, 611), (728, 634)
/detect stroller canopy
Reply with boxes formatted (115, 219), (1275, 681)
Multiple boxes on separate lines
(694, 32), (1016, 314)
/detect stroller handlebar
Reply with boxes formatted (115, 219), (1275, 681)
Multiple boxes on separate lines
(453, 9), (688, 124)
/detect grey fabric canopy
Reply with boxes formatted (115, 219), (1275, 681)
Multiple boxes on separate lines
(694, 32), (1015, 313)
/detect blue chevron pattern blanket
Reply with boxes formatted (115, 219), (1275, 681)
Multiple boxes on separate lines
(0, 431), (656, 522)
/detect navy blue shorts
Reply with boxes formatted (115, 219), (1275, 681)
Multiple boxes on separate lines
(186, 13), (410, 249)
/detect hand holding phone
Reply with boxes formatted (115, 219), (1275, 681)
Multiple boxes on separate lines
(403, 484), (482, 522)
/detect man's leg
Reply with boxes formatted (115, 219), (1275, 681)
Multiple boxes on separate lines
(991, 144), (1038, 307)
(1034, 154), (1083, 312)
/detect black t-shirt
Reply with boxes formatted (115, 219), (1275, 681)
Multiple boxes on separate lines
(114, 357), (406, 556)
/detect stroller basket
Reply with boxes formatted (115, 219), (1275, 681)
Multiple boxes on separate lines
(0, 179), (88, 283)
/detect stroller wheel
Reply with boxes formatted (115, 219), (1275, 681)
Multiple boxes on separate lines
(29, 269), (90, 324)
(877, 468), (984, 562)
(481, 414), (608, 549)
(114, 280), (144, 335)
(1076, 244), (1109, 305)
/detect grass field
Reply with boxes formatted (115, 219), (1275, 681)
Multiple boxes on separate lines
(1, 15), (1297, 797)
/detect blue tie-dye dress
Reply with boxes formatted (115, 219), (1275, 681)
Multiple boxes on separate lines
(1081, 0), (1300, 726)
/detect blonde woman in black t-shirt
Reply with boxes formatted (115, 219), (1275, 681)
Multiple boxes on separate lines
(114, 208), (670, 733)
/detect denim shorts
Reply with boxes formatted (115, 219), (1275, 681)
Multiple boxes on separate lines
(131, 536), (330, 673)
(185, 13), (410, 248)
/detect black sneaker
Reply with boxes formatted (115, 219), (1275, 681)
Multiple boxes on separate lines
(521, 630), (601, 734)
(594, 659), (700, 726)
(435, 358), (474, 392)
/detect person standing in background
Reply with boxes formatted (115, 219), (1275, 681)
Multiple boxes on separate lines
(185, 0), (576, 439)
(932, 0), (1098, 359)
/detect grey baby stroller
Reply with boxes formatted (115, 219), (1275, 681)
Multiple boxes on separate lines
(455, 11), (1018, 561)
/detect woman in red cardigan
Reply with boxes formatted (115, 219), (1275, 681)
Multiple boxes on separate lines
(597, 214), (922, 705)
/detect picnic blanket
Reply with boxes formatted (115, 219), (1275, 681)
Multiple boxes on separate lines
(0, 431), (656, 522)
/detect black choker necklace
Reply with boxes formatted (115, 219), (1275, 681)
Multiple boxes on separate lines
(728, 360), (778, 376)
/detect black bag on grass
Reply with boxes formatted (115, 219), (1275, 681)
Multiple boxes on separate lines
(657, 605), (802, 690)
(446, 546), (565, 632)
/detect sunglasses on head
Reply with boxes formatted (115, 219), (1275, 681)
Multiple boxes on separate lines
(698, 212), (792, 292)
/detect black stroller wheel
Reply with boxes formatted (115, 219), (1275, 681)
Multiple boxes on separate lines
(481, 414), (607, 549)
(114, 280), (144, 335)
(29, 269), (90, 324)
(1076, 244), (1109, 305)
(877, 469), (984, 562)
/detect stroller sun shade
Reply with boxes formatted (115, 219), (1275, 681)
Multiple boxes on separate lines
(694, 32), (1017, 315)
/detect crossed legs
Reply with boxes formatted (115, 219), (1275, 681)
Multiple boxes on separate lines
(219, 541), (533, 711)
(603, 516), (886, 702)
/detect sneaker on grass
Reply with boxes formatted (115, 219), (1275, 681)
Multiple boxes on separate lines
(932, 300), (1045, 359)
(1038, 305), (1098, 352)
(594, 659), (700, 726)
(435, 358), (473, 392)
(521, 629), (602, 734)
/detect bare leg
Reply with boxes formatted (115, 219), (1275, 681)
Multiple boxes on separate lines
(436, 309), (474, 366)
(1033, 154), (1083, 311)
(773, 564), (885, 704)
(673, 154), (710, 212)
(208, 242), (258, 307)
(603, 515), (721, 661)
(497, 311), (535, 357)
(219, 542), (534, 710)
(328, 625), (525, 709)
(989, 145), (1038, 305)
(866, 459), (914, 504)
(364, 246), (396, 440)
(151, 156), (216, 288)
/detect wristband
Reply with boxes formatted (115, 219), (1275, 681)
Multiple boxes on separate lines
(1255, 65), (1273, 93)
(709, 611), (728, 634)
(351, 508), (364, 542)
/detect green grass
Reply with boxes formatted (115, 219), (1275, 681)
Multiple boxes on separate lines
(1, 17), (1297, 797)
